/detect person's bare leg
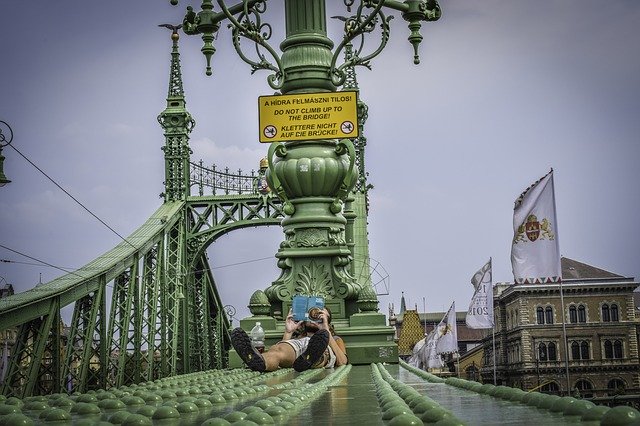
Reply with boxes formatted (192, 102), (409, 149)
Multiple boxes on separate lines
(262, 342), (297, 371)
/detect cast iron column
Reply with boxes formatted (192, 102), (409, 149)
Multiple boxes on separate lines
(264, 0), (361, 317)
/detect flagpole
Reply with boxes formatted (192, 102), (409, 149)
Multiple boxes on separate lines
(558, 281), (571, 395)
(490, 257), (497, 385)
(550, 171), (571, 395)
(456, 352), (461, 378)
(492, 326), (497, 385)
(423, 297), (427, 336)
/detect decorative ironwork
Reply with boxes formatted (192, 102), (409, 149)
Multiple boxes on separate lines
(174, 0), (440, 89)
(219, 0), (284, 89)
(330, 2), (393, 87)
(0, 120), (13, 186)
(223, 304), (237, 322)
(189, 160), (258, 195)
(0, 121), (13, 148)
(179, 0), (284, 88)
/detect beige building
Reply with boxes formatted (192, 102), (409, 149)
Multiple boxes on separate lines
(480, 257), (639, 397)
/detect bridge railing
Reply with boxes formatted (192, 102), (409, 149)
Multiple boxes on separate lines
(190, 160), (261, 196)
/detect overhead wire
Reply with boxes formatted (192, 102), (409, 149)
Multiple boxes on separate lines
(7, 143), (139, 250)
(0, 244), (275, 287)
(0, 244), (90, 280)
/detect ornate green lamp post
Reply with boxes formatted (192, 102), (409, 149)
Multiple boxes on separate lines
(171, 0), (441, 364)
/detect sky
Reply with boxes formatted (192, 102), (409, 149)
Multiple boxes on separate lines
(0, 1), (639, 324)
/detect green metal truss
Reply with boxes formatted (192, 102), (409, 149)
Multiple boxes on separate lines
(0, 194), (285, 396)
(0, 0), (444, 395)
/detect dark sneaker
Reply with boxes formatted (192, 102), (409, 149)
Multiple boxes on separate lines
(293, 329), (330, 372)
(230, 328), (266, 372)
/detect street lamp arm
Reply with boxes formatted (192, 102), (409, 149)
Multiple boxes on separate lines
(330, 0), (441, 85)
(177, 0), (283, 85)
(371, 0), (410, 13)
(220, 0), (285, 89)
(330, 2), (392, 87)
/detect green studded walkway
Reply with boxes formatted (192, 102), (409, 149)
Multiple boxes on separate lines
(1, 363), (639, 425)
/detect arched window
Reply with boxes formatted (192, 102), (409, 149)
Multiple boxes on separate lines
(548, 342), (557, 361)
(540, 381), (560, 395)
(578, 305), (586, 323)
(607, 378), (625, 395)
(614, 340), (623, 359)
(538, 342), (557, 361)
(466, 364), (479, 381)
(545, 306), (553, 324)
(611, 304), (619, 322)
(571, 341), (590, 360)
(575, 379), (594, 398)
(569, 305), (577, 323)
(538, 343), (547, 361)
(602, 304), (610, 322)
(571, 341), (580, 360)
(536, 307), (545, 325)
(604, 340), (613, 359)
(580, 341), (589, 360)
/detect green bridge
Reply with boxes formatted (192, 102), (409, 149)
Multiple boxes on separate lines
(1, 1), (639, 424)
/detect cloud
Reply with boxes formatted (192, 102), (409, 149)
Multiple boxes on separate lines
(190, 137), (268, 173)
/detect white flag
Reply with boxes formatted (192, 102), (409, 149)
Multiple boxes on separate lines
(424, 330), (444, 369)
(511, 170), (562, 284)
(466, 259), (494, 329)
(408, 338), (426, 369)
(435, 302), (458, 354)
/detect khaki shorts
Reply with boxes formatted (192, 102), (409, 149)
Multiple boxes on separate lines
(282, 337), (337, 369)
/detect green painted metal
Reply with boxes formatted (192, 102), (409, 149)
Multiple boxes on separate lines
(177, 0), (440, 365)
(158, 27), (194, 203)
(0, 192), (283, 396)
(0, 0), (443, 396)
(2, 364), (626, 425)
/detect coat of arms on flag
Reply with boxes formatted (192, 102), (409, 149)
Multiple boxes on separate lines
(514, 214), (555, 243)
(511, 169), (562, 284)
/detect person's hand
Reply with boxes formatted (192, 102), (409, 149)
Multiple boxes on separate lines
(317, 308), (330, 331)
(285, 310), (302, 333)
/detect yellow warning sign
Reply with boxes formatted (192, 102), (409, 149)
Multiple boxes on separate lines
(258, 91), (358, 143)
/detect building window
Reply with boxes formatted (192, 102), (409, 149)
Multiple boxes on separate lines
(571, 341), (590, 360)
(540, 381), (560, 395)
(602, 304), (610, 322)
(581, 341), (589, 360)
(538, 342), (557, 361)
(607, 378), (626, 395)
(538, 343), (547, 361)
(537, 307), (545, 325)
(569, 305), (577, 323)
(577, 305), (586, 323)
(575, 379), (594, 398)
(614, 340), (623, 358)
(604, 340), (623, 359)
(572, 342), (579, 359)
(466, 363), (479, 381)
(604, 340), (613, 359)
(545, 306), (553, 324)
(548, 342), (557, 361)
(610, 304), (619, 322)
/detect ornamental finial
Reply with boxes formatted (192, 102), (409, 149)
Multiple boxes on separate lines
(158, 23), (183, 39)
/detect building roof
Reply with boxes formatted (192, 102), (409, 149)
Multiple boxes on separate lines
(561, 257), (623, 280)
(395, 311), (487, 342)
(396, 310), (425, 356)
